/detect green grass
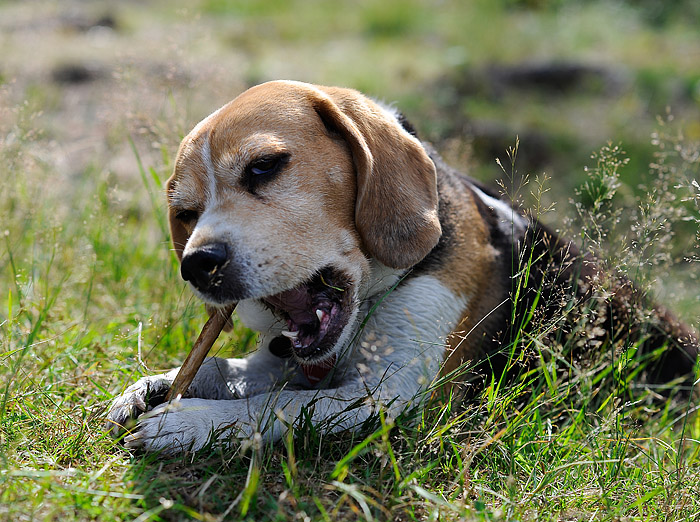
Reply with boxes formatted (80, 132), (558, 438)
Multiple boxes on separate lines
(1, 0), (700, 520)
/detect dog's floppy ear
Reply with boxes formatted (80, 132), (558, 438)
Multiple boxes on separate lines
(312, 86), (441, 269)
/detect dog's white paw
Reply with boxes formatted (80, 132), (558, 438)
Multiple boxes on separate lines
(105, 377), (171, 438)
(122, 398), (244, 454)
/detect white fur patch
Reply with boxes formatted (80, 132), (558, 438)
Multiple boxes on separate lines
(236, 299), (282, 333)
(361, 259), (404, 300)
(202, 133), (217, 207)
(352, 274), (468, 395)
(472, 186), (528, 237)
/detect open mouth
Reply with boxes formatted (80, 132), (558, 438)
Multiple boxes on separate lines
(261, 267), (354, 363)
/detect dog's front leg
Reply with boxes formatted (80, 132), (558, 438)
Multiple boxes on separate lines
(122, 375), (413, 455)
(122, 333), (443, 455)
(105, 348), (293, 438)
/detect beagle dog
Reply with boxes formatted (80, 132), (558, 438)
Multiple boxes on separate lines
(107, 81), (698, 454)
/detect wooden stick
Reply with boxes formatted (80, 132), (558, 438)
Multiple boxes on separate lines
(165, 303), (236, 401)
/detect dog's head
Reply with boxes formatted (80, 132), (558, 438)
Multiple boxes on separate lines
(166, 81), (440, 363)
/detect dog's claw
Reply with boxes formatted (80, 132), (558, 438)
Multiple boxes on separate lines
(105, 377), (171, 439)
(133, 396), (147, 412)
(123, 431), (143, 450)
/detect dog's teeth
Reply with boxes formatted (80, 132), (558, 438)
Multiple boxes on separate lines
(316, 309), (325, 322)
(281, 330), (298, 339)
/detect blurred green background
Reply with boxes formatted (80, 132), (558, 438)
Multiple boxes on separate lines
(3, 0), (699, 186)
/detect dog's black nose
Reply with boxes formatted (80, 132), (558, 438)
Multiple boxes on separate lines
(180, 243), (229, 291)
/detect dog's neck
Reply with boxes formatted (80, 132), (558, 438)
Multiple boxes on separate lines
(361, 259), (405, 301)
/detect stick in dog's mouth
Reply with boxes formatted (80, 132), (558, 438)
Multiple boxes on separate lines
(165, 303), (237, 401)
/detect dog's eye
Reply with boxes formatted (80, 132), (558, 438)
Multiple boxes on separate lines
(175, 209), (199, 224)
(250, 157), (281, 176)
(244, 153), (290, 193)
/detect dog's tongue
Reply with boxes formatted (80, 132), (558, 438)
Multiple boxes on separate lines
(302, 354), (337, 385)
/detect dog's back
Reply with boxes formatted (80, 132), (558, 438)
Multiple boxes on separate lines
(425, 144), (698, 393)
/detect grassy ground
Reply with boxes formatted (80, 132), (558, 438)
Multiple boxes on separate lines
(1, 0), (699, 520)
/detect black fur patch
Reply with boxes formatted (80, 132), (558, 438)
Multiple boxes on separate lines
(396, 112), (418, 138)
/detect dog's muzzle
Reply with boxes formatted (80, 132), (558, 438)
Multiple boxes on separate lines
(180, 244), (355, 364)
